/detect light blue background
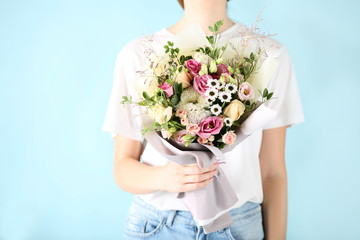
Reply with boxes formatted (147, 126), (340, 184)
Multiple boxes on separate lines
(1, 0), (359, 239)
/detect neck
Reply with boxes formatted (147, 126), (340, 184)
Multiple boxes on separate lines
(168, 0), (235, 36)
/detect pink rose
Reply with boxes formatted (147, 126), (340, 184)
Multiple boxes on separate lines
(186, 123), (200, 136)
(238, 82), (255, 101)
(185, 59), (201, 78)
(176, 109), (186, 119)
(197, 137), (208, 144)
(158, 81), (174, 98)
(173, 130), (188, 143)
(193, 74), (211, 96)
(216, 64), (230, 76)
(222, 131), (237, 145)
(197, 116), (223, 139)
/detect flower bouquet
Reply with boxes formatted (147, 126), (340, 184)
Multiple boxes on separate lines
(122, 19), (279, 233)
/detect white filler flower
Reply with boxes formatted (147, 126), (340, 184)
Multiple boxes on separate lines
(207, 79), (220, 89)
(219, 91), (232, 103)
(225, 83), (237, 94)
(210, 104), (222, 116)
(205, 88), (219, 101)
(224, 117), (233, 127)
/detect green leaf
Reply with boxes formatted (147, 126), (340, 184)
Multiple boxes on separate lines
(214, 24), (219, 32)
(267, 92), (273, 100)
(179, 55), (185, 65)
(262, 88), (269, 98)
(232, 121), (240, 127)
(209, 26), (214, 32)
(138, 100), (147, 106)
(250, 52), (255, 60)
(143, 91), (150, 99)
(170, 95), (179, 105)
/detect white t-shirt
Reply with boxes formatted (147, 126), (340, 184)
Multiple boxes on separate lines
(102, 22), (305, 211)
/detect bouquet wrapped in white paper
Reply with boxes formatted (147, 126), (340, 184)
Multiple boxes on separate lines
(122, 19), (279, 233)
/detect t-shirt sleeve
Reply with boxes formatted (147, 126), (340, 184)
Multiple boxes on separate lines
(101, 44), (144, 141)
(262, 45), (305, 129)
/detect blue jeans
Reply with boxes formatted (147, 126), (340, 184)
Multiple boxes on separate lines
(123, 195), (264, 240)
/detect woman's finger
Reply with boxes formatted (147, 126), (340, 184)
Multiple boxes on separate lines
(182, 169), (218, 183)
(183, 162), (218, 175)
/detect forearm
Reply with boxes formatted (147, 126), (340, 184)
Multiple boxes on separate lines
(261, 173), (288, 240)
(113, 157), (164, 195)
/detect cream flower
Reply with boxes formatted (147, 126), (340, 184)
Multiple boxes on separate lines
(150, 105), (173, 124)
(194, 52), (212, 65)
(223, 100), (245, 121)
(175, 70), (192, 89)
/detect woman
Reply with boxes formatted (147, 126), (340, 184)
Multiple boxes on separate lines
(102, 0), (304, 239)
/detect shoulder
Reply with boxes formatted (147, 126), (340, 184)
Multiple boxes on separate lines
(115, 28), (170, 63)
(235, 23), (289, 59)
(257, 36), (289, 60)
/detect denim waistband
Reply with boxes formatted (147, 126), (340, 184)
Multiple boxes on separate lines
(127, 195), (261, 228)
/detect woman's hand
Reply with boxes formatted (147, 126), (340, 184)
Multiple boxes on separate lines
(159, 160), (219, 193)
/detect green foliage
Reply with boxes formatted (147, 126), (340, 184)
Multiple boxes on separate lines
(164, 41), (180, 59)
(257, 88), (274, 104)
(121, 96), (133, 107)
(141, 121), (161, 136)
(169, 82), (183, 106)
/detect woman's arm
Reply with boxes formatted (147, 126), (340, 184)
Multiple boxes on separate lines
(113, 135), (218, 195)
(113, 135), (164, 194)
(259, 126), (288, 240)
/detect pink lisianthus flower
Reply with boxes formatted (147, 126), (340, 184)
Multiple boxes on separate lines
(185, 59), (201, 78)
(158, 81), (174, 98)
(222, 131), (237, 145)
(186, 123), (200, 136)
(193, 74), (211, 96)
(197, 116), (223, 139)
(173, 130), (188, 143)
(216, 64), (231, 76)
(210, 73), (220, 80)
(208, 135), (215, 142)
(238, 82), (255, 101)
